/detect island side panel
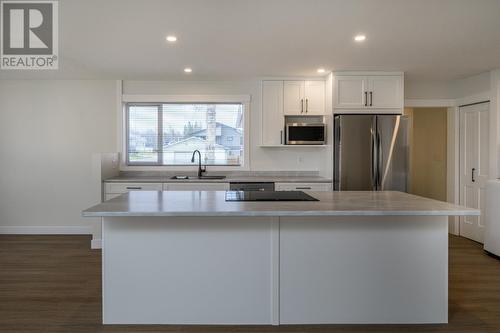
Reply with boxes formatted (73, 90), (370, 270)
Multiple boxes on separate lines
(102, 216), (275, 324)
(279, 215), (448, 324)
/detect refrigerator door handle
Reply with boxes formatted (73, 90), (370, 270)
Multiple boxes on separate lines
(376, 131), (382, 190)
(371, 129), (377, 190)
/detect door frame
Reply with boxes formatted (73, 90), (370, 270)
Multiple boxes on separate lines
(403, 99), (464, 235)
(406, 92), (495, 236)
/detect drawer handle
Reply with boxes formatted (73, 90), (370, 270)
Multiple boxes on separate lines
(296, 187), (312, 190)
(126, 186), (142, 190)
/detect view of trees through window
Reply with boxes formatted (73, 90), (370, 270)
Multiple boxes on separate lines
(127, 103), (244, 165)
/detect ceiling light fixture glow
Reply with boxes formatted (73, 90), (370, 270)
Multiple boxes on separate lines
(317, 68), (326, 73)
(354, 34), (366, 42)
(184, 67), (192, 73)
(166, 35), (177, 42)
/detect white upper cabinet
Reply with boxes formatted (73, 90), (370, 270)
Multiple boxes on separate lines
(333, 73), (403, 113)
(262, 81), (284, 145)
(283, 81), (305, 115)
(304, 81), (326, 115)
(334, 76), (367, 109)
(262, 79), (326, 146)
(284, 80), (325, 115)
(369, 75), (403, 109)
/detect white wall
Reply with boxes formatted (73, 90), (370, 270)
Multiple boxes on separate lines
(450, 72), (491, 100)
(405, 81), (452, 100)
(0, 80), (117, 233)
(122, 80), (331, 176)
(491, 70), (500, 177)
(0, 78), (330, 240)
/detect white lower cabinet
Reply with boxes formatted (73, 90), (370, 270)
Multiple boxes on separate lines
(163, 183), (229, 191)
(275, 182), (332, 191)
(105, 182), (163, 194)
(104, 181), (331, 202)
(104, 182), (164, 201)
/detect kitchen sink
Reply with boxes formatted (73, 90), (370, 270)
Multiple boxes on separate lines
(170, 175), (226, 180)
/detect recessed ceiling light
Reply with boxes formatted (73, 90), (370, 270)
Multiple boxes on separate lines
(354, 34), (366, 42)
(184, 67), (192, 73)
(317, 68), (326, 73)
(166, 35), (177, 42)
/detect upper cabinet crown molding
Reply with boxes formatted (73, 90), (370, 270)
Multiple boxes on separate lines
(333, 72), (404, 114)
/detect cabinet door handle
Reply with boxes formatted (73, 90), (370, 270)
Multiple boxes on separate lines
(296, 187), (312, 190)
(472, 168), (476, 182)
(306, 98), (308, 113)
(370, 91), (373, 106)
(126, 186), (142, 190)
(280, 130), (283, 144)
(364, 92), (368, 106)
(301, 99), (304, 113)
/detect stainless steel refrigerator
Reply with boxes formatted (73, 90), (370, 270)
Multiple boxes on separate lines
(334, 114), (409, 191)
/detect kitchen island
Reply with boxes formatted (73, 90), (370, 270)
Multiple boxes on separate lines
(83, 191), (478, 325)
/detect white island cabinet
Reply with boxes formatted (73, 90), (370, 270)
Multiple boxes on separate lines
(83, 191), (478, 325)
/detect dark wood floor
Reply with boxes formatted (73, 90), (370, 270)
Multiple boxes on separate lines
(0, 235), (499, 333)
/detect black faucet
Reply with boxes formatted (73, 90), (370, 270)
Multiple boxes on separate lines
(191, 150), (206, 178)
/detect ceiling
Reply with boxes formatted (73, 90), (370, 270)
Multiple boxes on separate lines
(2, 0), (500, 82)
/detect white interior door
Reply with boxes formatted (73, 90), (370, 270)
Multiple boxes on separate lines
(459, 102), (489, 243)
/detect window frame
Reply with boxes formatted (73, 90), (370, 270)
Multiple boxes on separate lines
(124, 101), (247, 168)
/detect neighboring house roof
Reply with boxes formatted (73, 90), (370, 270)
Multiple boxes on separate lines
(190, 122), (242, 137)
(163, 137), (227, 151)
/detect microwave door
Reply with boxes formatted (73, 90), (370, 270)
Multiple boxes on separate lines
(287, 124), (325, 144)
(334, 115), (375, 190)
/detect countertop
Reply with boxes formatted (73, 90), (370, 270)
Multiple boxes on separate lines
(82, 191), (479, 217)
(104, 175), (332, 183)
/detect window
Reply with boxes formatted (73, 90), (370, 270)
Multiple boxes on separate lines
(126, 103), (244, 166)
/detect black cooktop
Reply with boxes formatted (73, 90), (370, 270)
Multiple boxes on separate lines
(225, 191), (319, 202)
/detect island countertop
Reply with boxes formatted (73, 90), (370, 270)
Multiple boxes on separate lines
(82, 191), (479, 217)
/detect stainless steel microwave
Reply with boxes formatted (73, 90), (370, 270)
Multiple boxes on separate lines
(286, 123), (326, 145)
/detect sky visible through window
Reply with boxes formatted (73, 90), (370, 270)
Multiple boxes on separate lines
(127, 103), (243, 166)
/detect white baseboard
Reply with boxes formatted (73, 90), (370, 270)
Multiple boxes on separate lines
(91, 238), (102, 249)
(0, 226), (92, 235)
